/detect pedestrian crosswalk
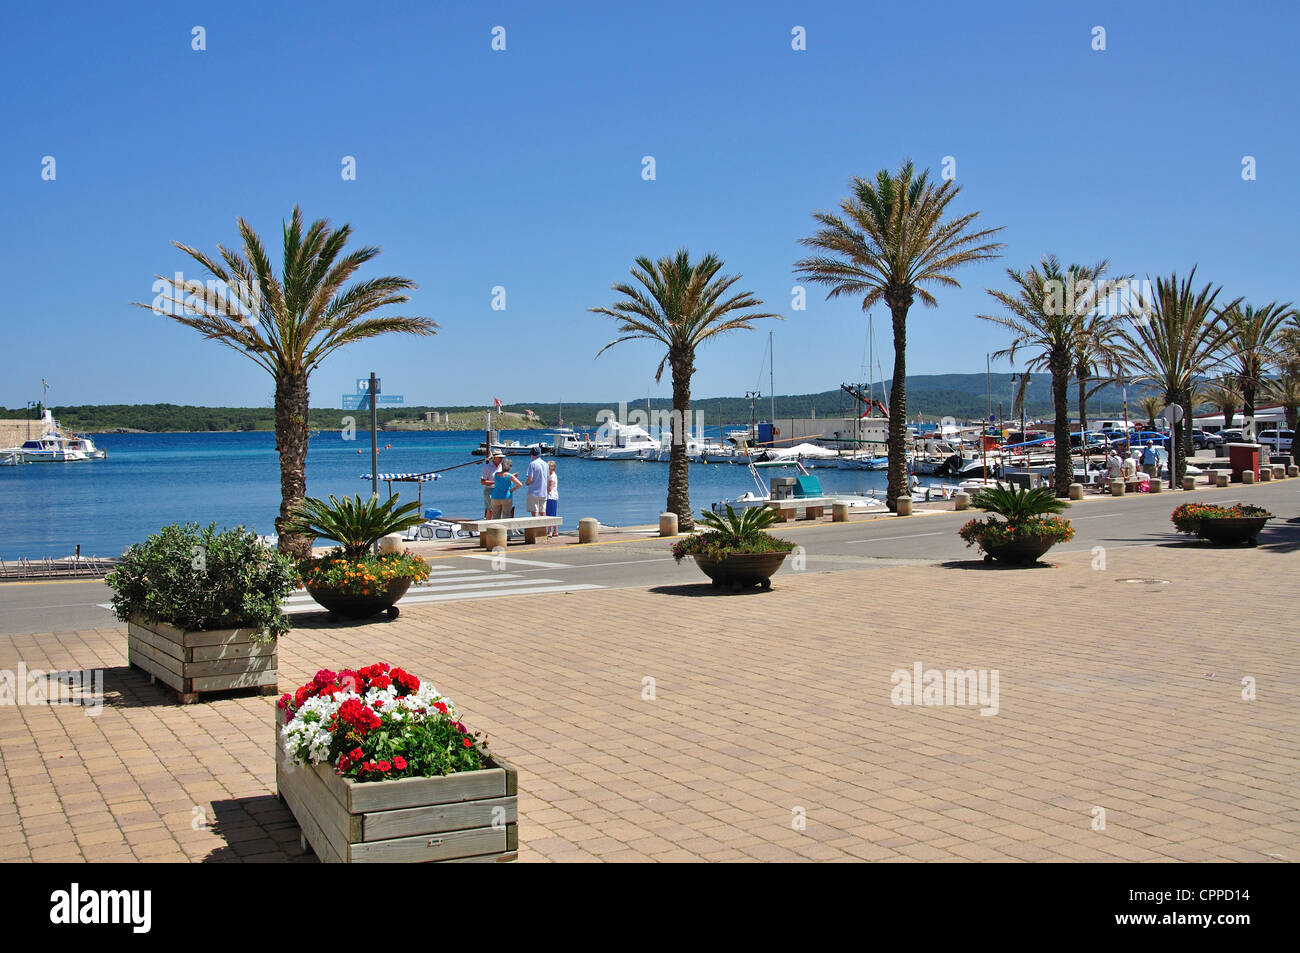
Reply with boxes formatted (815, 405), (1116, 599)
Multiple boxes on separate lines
(280, 562), (602, 615)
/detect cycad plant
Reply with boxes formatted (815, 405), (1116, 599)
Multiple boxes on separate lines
(282, 494), (425, 561)
(1113, 270), (1238, 481)
(137, 206), (437, 557)
(592, 250), (781, 531)
(796, 160), (1003, 511)
(671, 504), (795, 562)
(970, 485), (1068, 523)
(696, 503), (782, 540)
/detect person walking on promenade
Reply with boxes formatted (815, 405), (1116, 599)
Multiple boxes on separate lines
(546, 460), (559, 538)
(480, 450), (504, 519)
(491, 458), (523, 519)
(524, 447), (549, 517)
(1141, 442), (1159, 478)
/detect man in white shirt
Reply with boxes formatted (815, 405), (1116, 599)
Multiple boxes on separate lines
(480, 450), (503, 519)
(524, 447), (549, 516)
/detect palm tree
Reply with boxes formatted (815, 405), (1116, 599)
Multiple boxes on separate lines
(1137, 394), (1164, 431)
(979, 256), (1116, 496)
(795, 161), (1003, 510)
(1113, 270), (1238, 483)
(138, 206), (436, 556)
(1195, 375), (1241, 432)
(591, 250), (780, 531)
(1071, 309), (1124, 444)
(1218, 301), (1296, 438)
(1269, 326), (1300, 432)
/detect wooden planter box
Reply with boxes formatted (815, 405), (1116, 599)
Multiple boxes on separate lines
(127, 617), (277, 704)
(275, 708), (518, 863)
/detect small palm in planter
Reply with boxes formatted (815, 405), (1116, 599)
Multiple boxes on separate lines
(285, 494), (430, 620)
(958, 485), (1075, 565)
(672, 505), (796, 590)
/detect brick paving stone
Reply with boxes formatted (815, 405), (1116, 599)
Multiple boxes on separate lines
(1, 540), (1297, 863)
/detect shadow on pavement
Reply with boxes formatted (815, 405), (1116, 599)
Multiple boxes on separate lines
(646, 583), (775, 597)
(201, 795), (314, 863)
(936, 559), (1056, 571)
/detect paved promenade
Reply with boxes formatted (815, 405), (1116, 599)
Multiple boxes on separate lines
(1, 521), (1296, 862)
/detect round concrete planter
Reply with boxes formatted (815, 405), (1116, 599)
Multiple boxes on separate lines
(693, 551), (790, 591)
(304, 577), (413, 620)
(978, 534), (1058, 566)
(1193, 516), (1270, 547)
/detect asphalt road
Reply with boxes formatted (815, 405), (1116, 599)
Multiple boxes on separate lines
(3, 479), (1296, 637)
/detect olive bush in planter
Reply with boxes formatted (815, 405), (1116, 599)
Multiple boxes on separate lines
(672, 505), (795, 590)
(958, 485), (1075, 565)
(284, 494), (429, 620)
(107, 523), (297, 703)
(276, 663), (517, 863)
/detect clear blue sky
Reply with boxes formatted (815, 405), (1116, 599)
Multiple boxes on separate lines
(2, 0), (1296, 412)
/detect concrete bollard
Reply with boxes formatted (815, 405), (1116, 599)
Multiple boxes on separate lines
(1290, 465), (1300, 478)
(896, 497), (913, 517)
(1259, 467), (1272, 482)
(658, 512), (678, 537)
(832, 501), (850, 522)
(1068, 483), (1084, 501)
(1109, 479), (1126, 497)
(1181, 475), (1197, 491)
(1214, 470), (1230, 488)
(1272, 465), (1285, 480)
(484, 525), (508, 550)
(378, 533), (403, 554)
(578, 517), (599, 544)
(1242, 469), (1255, 485)
(1149, 478), (1163, 493)
(954, 492), (970, 511)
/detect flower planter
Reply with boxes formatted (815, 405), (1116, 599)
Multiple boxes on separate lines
(127, 617), (277, 704)
(275, 707), (518, 863)
(1193, 516), (1270, 547)
(977, 534), (1058, 565)
(304, 577), (412, 620)
(693, 551), (790, 590)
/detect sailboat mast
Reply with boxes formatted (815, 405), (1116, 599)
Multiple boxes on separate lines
(768, 330), (775, 425)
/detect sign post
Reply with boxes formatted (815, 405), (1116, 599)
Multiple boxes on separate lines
(368, 374), (380, 498)
(1164, 402), (1183, 488)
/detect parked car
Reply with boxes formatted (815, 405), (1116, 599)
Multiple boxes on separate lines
(1256, 429), (1294, 452)
(1189, 428), (1215, 450)
(1218, 429), (1248, 445)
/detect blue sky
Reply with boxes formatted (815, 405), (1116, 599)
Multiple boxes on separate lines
(2, 0), (1296, 412)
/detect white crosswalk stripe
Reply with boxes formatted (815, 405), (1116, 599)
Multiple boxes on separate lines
(280, 565), (602, 614)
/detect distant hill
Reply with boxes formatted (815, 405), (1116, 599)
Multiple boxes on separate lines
(0, 375), (1163, 432)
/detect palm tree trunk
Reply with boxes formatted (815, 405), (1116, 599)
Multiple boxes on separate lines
(667, 354), (694, 532)
(274, 372), (312, 558)
(1243, 384), (1256, 438)
(885, 297), (911, 511)
(1052, 367), (1072, 496)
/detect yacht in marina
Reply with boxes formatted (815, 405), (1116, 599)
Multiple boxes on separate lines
(0, 411), (107, 465)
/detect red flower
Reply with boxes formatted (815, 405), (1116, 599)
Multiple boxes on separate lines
(462, 738), (472, 748)
(349, 747), (364, 761)
(433, 701), (448, 715)
(313, 669), (337, 689)
(338, 755), (351, 771)
(338, 698), (382, 735)
(392, 756), (407, 770)
(369, 674), (392, 690)
(376, 761), (391, 773)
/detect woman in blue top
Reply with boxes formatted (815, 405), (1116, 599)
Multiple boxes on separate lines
(490, 458), (524, 519)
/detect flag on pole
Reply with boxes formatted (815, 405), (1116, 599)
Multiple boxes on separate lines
(493, 397), (502, 410)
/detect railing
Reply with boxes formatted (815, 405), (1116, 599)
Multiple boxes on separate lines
(0, 554), (118, 581)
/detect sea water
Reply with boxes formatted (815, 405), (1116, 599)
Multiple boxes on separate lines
(0, 429), (889, 559)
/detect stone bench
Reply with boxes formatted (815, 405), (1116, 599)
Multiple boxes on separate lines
(765, 497), (831, 521)
(459, 516), (563, 546)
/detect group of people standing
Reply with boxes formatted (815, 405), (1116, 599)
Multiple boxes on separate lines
(1101, 443), (1166, 488)
(479, 447), (560, 538)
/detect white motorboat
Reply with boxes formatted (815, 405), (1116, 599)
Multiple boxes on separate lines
(551, 431), (593, 456)
(837, 452), (888, 470)
(585, 420), (659, 460)
(1, 411), (106, 465)
(752, 443), (840, 468)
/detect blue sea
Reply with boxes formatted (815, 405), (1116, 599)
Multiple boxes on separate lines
(0, 428), (890, 560)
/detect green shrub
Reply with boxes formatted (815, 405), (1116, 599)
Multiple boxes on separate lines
(106, 523), (298, 640)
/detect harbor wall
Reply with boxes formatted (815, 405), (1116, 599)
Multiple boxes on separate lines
(0, 421), (40, 447)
